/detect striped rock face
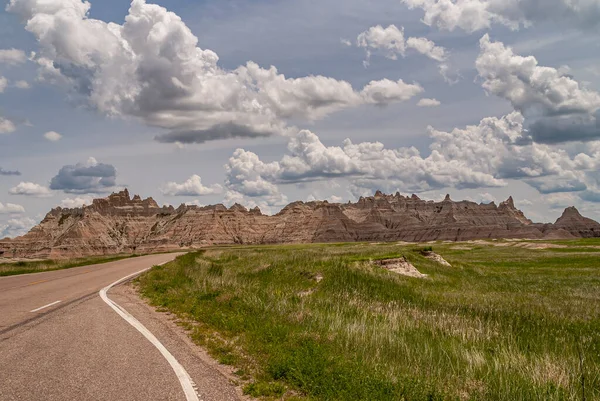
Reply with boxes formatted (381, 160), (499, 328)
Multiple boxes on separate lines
(1, 190), (599, 259)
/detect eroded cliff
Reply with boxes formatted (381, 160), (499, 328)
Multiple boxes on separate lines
(1, 189), (598, 258)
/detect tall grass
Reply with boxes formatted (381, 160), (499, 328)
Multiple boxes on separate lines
(138, 241), (600, 400)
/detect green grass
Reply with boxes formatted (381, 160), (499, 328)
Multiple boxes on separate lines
(0, 254), (139, 276)
(137, 240), (600, 400)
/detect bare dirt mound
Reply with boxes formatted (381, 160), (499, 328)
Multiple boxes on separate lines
(374, 257), (427, 278)
(421, 251), (452, 267)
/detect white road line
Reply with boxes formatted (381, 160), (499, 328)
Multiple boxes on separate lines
(30, 300), (61, 313)
(99, 264), (201, 401)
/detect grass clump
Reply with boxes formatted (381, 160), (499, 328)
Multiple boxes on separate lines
(138, 240), (600, 400)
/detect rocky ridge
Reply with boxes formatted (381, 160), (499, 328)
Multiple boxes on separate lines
(1, 189), (599, 259)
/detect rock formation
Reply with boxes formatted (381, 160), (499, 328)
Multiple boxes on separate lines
(1, 189), (598, 259)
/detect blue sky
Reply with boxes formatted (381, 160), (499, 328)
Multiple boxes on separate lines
(1, 0), (600, 237)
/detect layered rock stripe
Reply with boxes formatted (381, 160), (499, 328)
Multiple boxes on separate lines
(1, 190), (599, 259)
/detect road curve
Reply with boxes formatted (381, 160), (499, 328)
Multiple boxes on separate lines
(0, 254), (242, 401)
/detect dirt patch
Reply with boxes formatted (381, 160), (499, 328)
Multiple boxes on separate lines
(451, 246), (473, 250)
(488, 242), (569, 249)
(421, 251), (452, 267)
(374, 257), (427, 278)
(461, 241), (572, 250)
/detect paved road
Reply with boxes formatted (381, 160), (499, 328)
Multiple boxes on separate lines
(0, 254), (242, 401)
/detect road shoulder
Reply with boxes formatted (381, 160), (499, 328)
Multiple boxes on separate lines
(110, 282), (249, 401)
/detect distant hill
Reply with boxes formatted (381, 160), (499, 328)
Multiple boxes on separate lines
(1, 189), (599, 259)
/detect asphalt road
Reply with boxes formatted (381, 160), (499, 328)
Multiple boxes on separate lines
(0, 254), (242, 401)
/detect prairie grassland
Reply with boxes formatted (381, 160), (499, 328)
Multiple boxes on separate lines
(0, 254), (138, 276)
(138, 240), (600, 400)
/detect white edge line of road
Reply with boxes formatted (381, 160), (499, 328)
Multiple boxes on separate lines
(30, 300), (62, 313)
(99, 262), (201, 401)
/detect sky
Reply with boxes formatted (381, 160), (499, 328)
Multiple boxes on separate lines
(1, 0), (600, 237)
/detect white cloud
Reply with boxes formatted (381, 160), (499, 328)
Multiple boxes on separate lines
(476, 35), (600, 143)
(360, 79), (424, 105)
(417, 98), (441, 107)
(477, 193), (496, 204)
(59, 196), (95, 208)
(402, 0), (600, 32)
(357, 25), (406, 65)
(8, 0), (423, 144)
(0, 217), (36, 238)
(185, 200), (206, 207)
(44, 131), (63, 141)
(356, 25), (447, 67)
(160, 174), (222, 196)
(0, 202), (26, 214)
(340, 38), (352, 47)
(15, 80), (30, 89)
(224, 111), (600, 200)
(0, 76), (7, 93)
(306, 194), (344, 203)
(225, 126), (508, 199)
(225, 150), (285, 199)
(0, 117), (16, 134)
(9, 182), (53, 197)
(545, 193), (580, 209)
(406, 37), (447, 62)
(0, 48), (27, 65)
(438, 63), (461, 85)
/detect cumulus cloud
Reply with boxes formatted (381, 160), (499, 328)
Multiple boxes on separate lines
(477, 193), (496, 204)
(0, 48), (27, 65)
(0, 216), (36, 238)
(307, 194), (344, 203)
(402, 0), (600, 32)
(7, 0), (423, 144)
(44, 131), (63, 141)
(476, 35), (600, 143)
(417, 98), (441, 107)
(9, 182), (53, 197)
(361, 79), (424, 105)
(160, 174), (222, 196)
(224, 125), (508, 201)
(225, 111), (600, 200)
(406, 37), (447, 62)
(0, 202), (25, 214)
(545, 193), (580, 209)
(222, 190), (288, 215)
(49, 157), (117, 194)
(0, 116), (17, 134)
(0, 167), (21, 176)
(225, 150), (285, 199)
(356, 25), (447, 67)
(14, 80), (30, 89)
(59, 195), (95, 208)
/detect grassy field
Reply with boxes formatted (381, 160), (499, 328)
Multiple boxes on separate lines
(0, 254), (139, 276)
(137, 240), (600, 400)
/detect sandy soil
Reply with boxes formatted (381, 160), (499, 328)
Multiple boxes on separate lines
(422, 252), (452, 267)
(374, 258), (427, 278)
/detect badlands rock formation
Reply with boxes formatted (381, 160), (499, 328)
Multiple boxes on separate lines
(1, 190), (599, 259)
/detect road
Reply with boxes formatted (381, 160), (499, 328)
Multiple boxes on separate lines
(0, 254), (242, 401)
